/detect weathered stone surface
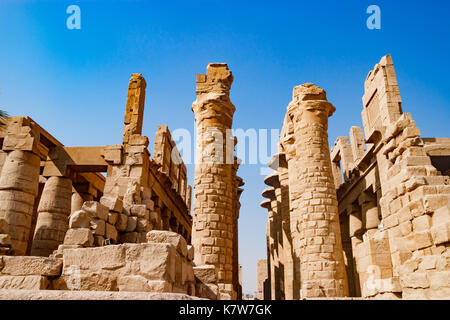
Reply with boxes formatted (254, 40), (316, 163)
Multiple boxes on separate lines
(258, 54), (450, 301)
(191, 63), (239, 299)
(108, 212), (119, 225)
(193, 265), (217, 284)
(116, 214), (128, 232)
(0, 289), (205, 300)
(146, 230), (187, 257)
(0, 275), (49, 290)
(100, 196), (123, 213)
(0, 234), (11, 247)
(126, 216), (137, 232)
(0, 219), (8, 234)
(105, 223), (118, 243)
(91, 218), (106, 236)
(0, 256), (62, 276)
(82, 201), (109, 221)
(187, 245), (194, 262)
(55, 243), (178, 291)
(69, 210), (90, 229)
(63, 228), (94, 247)
(136, 218), (152, 233)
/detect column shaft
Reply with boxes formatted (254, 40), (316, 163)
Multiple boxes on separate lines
(31, 176), (72, 256)
(0, 150), (40, 255)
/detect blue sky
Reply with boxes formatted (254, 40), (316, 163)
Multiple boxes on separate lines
(1, 0), (449, 295)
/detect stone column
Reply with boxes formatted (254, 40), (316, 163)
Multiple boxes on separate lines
(31, 176), (72, 256)
(287, 83), (348, 298)
(360, 191), (380, 231)
(260, 199), (272, 300)
(348, 204), (363, 297)
(191, 63), (237, 299)
(71, 188), (94, 214)
(0, 150), (40, 256)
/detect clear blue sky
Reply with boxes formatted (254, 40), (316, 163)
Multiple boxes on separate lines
(1, 0), (449, 295)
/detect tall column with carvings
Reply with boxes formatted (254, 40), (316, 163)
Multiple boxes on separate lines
(287, 83), (348, 298)
(0, 117), (47, 255)
(191, 63), (237, 299)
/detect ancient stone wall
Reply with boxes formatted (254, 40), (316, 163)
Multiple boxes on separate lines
(260, 55), (449, 300)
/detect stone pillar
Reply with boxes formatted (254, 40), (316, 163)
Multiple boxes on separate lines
(360, 191), (380, 231)
(287, 83), (348, 298)
(349, 126), (365, 162)
(31, 176), (72, 256)
(71, 188), (94, 214)
(0, 150), (40, 256)
(191, 63), (237, 299)
(123, 73), (146, 145)
(260, 199), (272, 300)
(263, 187), (281, 300)
(274, 154), (296, 300)
(348, 204), (363, 297)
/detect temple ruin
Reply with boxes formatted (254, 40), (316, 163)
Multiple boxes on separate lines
(0, 55), (448, 300)
(259, 55), (450, 300)
(0, 65), (243, 300)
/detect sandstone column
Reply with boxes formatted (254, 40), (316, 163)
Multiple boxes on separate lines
(287, 83), (348, 298)
(191, 63), (237, 299)
(0, 116), (46, 256)
(0, 150), (40, 255)
(31, 176), (72, 256)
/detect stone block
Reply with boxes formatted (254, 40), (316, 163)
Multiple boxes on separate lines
(126, 216), (137, 232)
(69, 210), (90, 229)
(195, 283), (218, 300)
(108, 212), (119, 225)
(0, 234), (12, 247)
(136, 218), (152, 233)
(0, 275), (49, 290)
(117, 275), (151, 292)
(64, 228), (94, 247)
(81, 201), (109, 221)
(193, 265), (217, 284)
(424, 195), (450, 214)
(100, 196), (123, 213)
(430, 222), (450, 245)
(116, 214), (128, 232)
(146, 230), (187, 257)
(412, 215), (432, 232)
(147, 280), (173, 293)
(119, 232), (137, 243)
(0, 256), (62, 276)
(431, 206), (450, 227)
(400, 272), (429, 289)
(90, 219), (106, 236)
(413, 231), (433, 250)
(105, 223), (118, 243)
(94, 235), (105, 247)
(131, 204), (147, 217)
(0, 219), (8, 234)
(187, 245), (194, 262)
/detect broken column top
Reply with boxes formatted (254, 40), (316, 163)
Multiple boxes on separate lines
(288, 83), (336, 125)
(123, 73), (147, 144)
(192, 63), (236, 127)
(196, 63), (233, 94)
(129, 73), (146, 88)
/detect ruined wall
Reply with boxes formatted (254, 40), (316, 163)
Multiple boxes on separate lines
(261, 55), (450, 300)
